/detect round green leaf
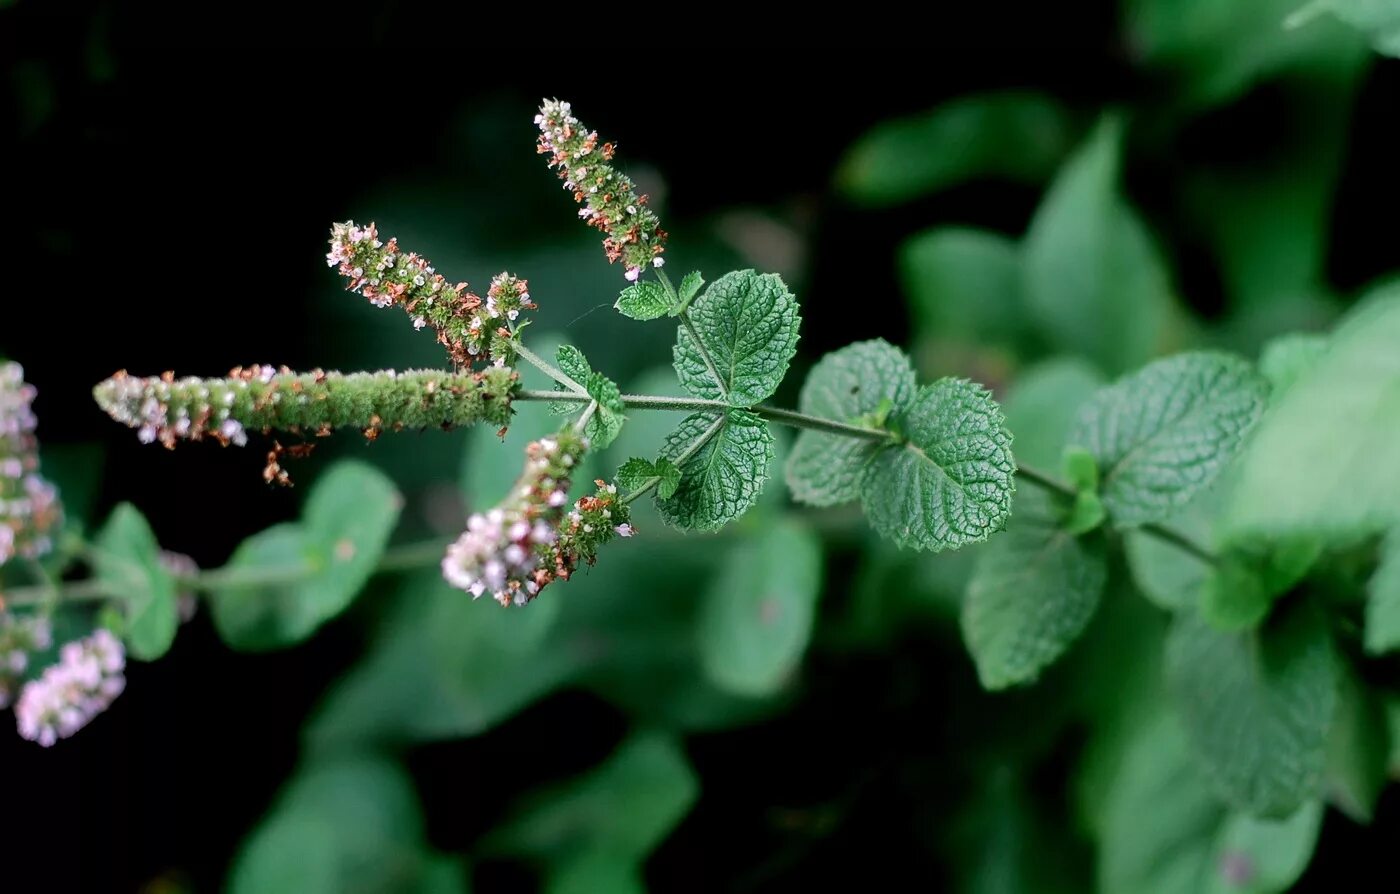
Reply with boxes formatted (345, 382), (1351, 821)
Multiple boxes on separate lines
(698, 520), (824, 697)
(785, 339), (915, 507)
(94, 502), (178, 660)
(860, 378), (1015, 551)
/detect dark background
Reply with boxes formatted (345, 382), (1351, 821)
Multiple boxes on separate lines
(3, 3), (1398, 892)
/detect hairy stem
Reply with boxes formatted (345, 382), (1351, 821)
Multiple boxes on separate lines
(2, 539), (453, 609)
(514, 342), (588, 395)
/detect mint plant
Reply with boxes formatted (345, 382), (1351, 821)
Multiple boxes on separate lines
(3, 82), (1399, 893)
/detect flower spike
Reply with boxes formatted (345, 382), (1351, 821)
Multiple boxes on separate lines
(535, 99), (667, 280)
(328, 221), (537, 368)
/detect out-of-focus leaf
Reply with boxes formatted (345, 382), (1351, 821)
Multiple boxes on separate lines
(307, 571), (570, 749)
(698, 520), (823, 696)
(1069, 353), (1267, 526)
(1002, 358), (1105, 470)
(485, 732), (698, 862)
(1126, 0), (1368, 107)
(1288, 0), (1400, 56)
(547, 853), (643, 894)
(963, 489), (1108, 689)
(228, 755), (466, 894)
(946, 769), (1089, 894)
(1098, 710), (1222, 894)
(1325, 661), (1390, 822)
(837, 92), (1074, 206)
(1227, 283), (1400, 540)
(1366, 529), (1400, 655)
(1166, 602), (1338, 818)
(1022, 116), (1184, 375)
(1203, 801), (1324, 894)
(1258, 333), (1329, 398)
(899, 228), (1024, 349)
(211, 462), (401, 652)
(93, 502), (177, 660)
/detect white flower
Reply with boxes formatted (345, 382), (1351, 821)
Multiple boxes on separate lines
(615, 524), (635, 538)
(624, 266), (641, 282)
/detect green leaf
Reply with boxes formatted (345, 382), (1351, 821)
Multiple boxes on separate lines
(672, 269), (800, 406)
(785, 340), (914, 507)
(211, 462), (401, 651)
(1290, 0), (1400, 56)
(1258, 333), (1329, 399)
(860, 378), (1015, 552)
(962, 488), (1108, 689)
(615, 457), (680, 500)
(547, 854), (643, 894)
(655, 410), (774, 532)
(1365, 529), (1400, 654)
(1064, 491), (1107, 536)
(1227, 283), (1400, 540)
(1129, 0), (1367, 107)
(1326, 662), (1390, 822)
(301, 461), (402, 614)
(1201, 537), (1322, 631)
(1022, 116), (1182, 375)
(551, 346), (625, 449)
(836, 91), (1073, 207)
(228, 756), (464, 894)
(698, 520), (824, 697)
(1097, 710), (1224, 894)
(898, 227), (1024, 347)
(1069, 352), (1267, 526)
(1097, 704), (1324, 894)
(1002, 357), (1105, 469)
(486, 732), (698, 861)
(1204, 801), (1324, 894)
(614, 281), (673, 320)
(210, 524), (317, 651)
(674, 270), (704, 315)
(308, 571), (570, 748)
(1166, 602), (1338, 818)
(93, 503), (177, 660)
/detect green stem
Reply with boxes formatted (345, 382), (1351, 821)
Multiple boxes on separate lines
(2, 539), (453, 609)
(516, 390), (893, 442)
(574, 400), (598, 434)
(514, 342), (588, 395)
(1014, 463), (1218, 565)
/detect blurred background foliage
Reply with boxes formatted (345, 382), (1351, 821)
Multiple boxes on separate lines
(2, 2), (1399, 891)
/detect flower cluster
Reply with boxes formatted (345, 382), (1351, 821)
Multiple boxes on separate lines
(0, 612), (53, 708)
(536, 100), (667, 281)
(442, 431), (633, 606)
(1, 363), (62, 565)
(328, 222), (536, 367)
(94, 366), (518, 449)
(15, 628), (125, 747)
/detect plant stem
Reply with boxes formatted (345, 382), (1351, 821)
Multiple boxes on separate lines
(514, 342), (587, 395)
(516, 390), (893, 442)
(2, 539), (453, 609)
(574, 400), (598, 433)
(1014, 462), (1218, 565)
